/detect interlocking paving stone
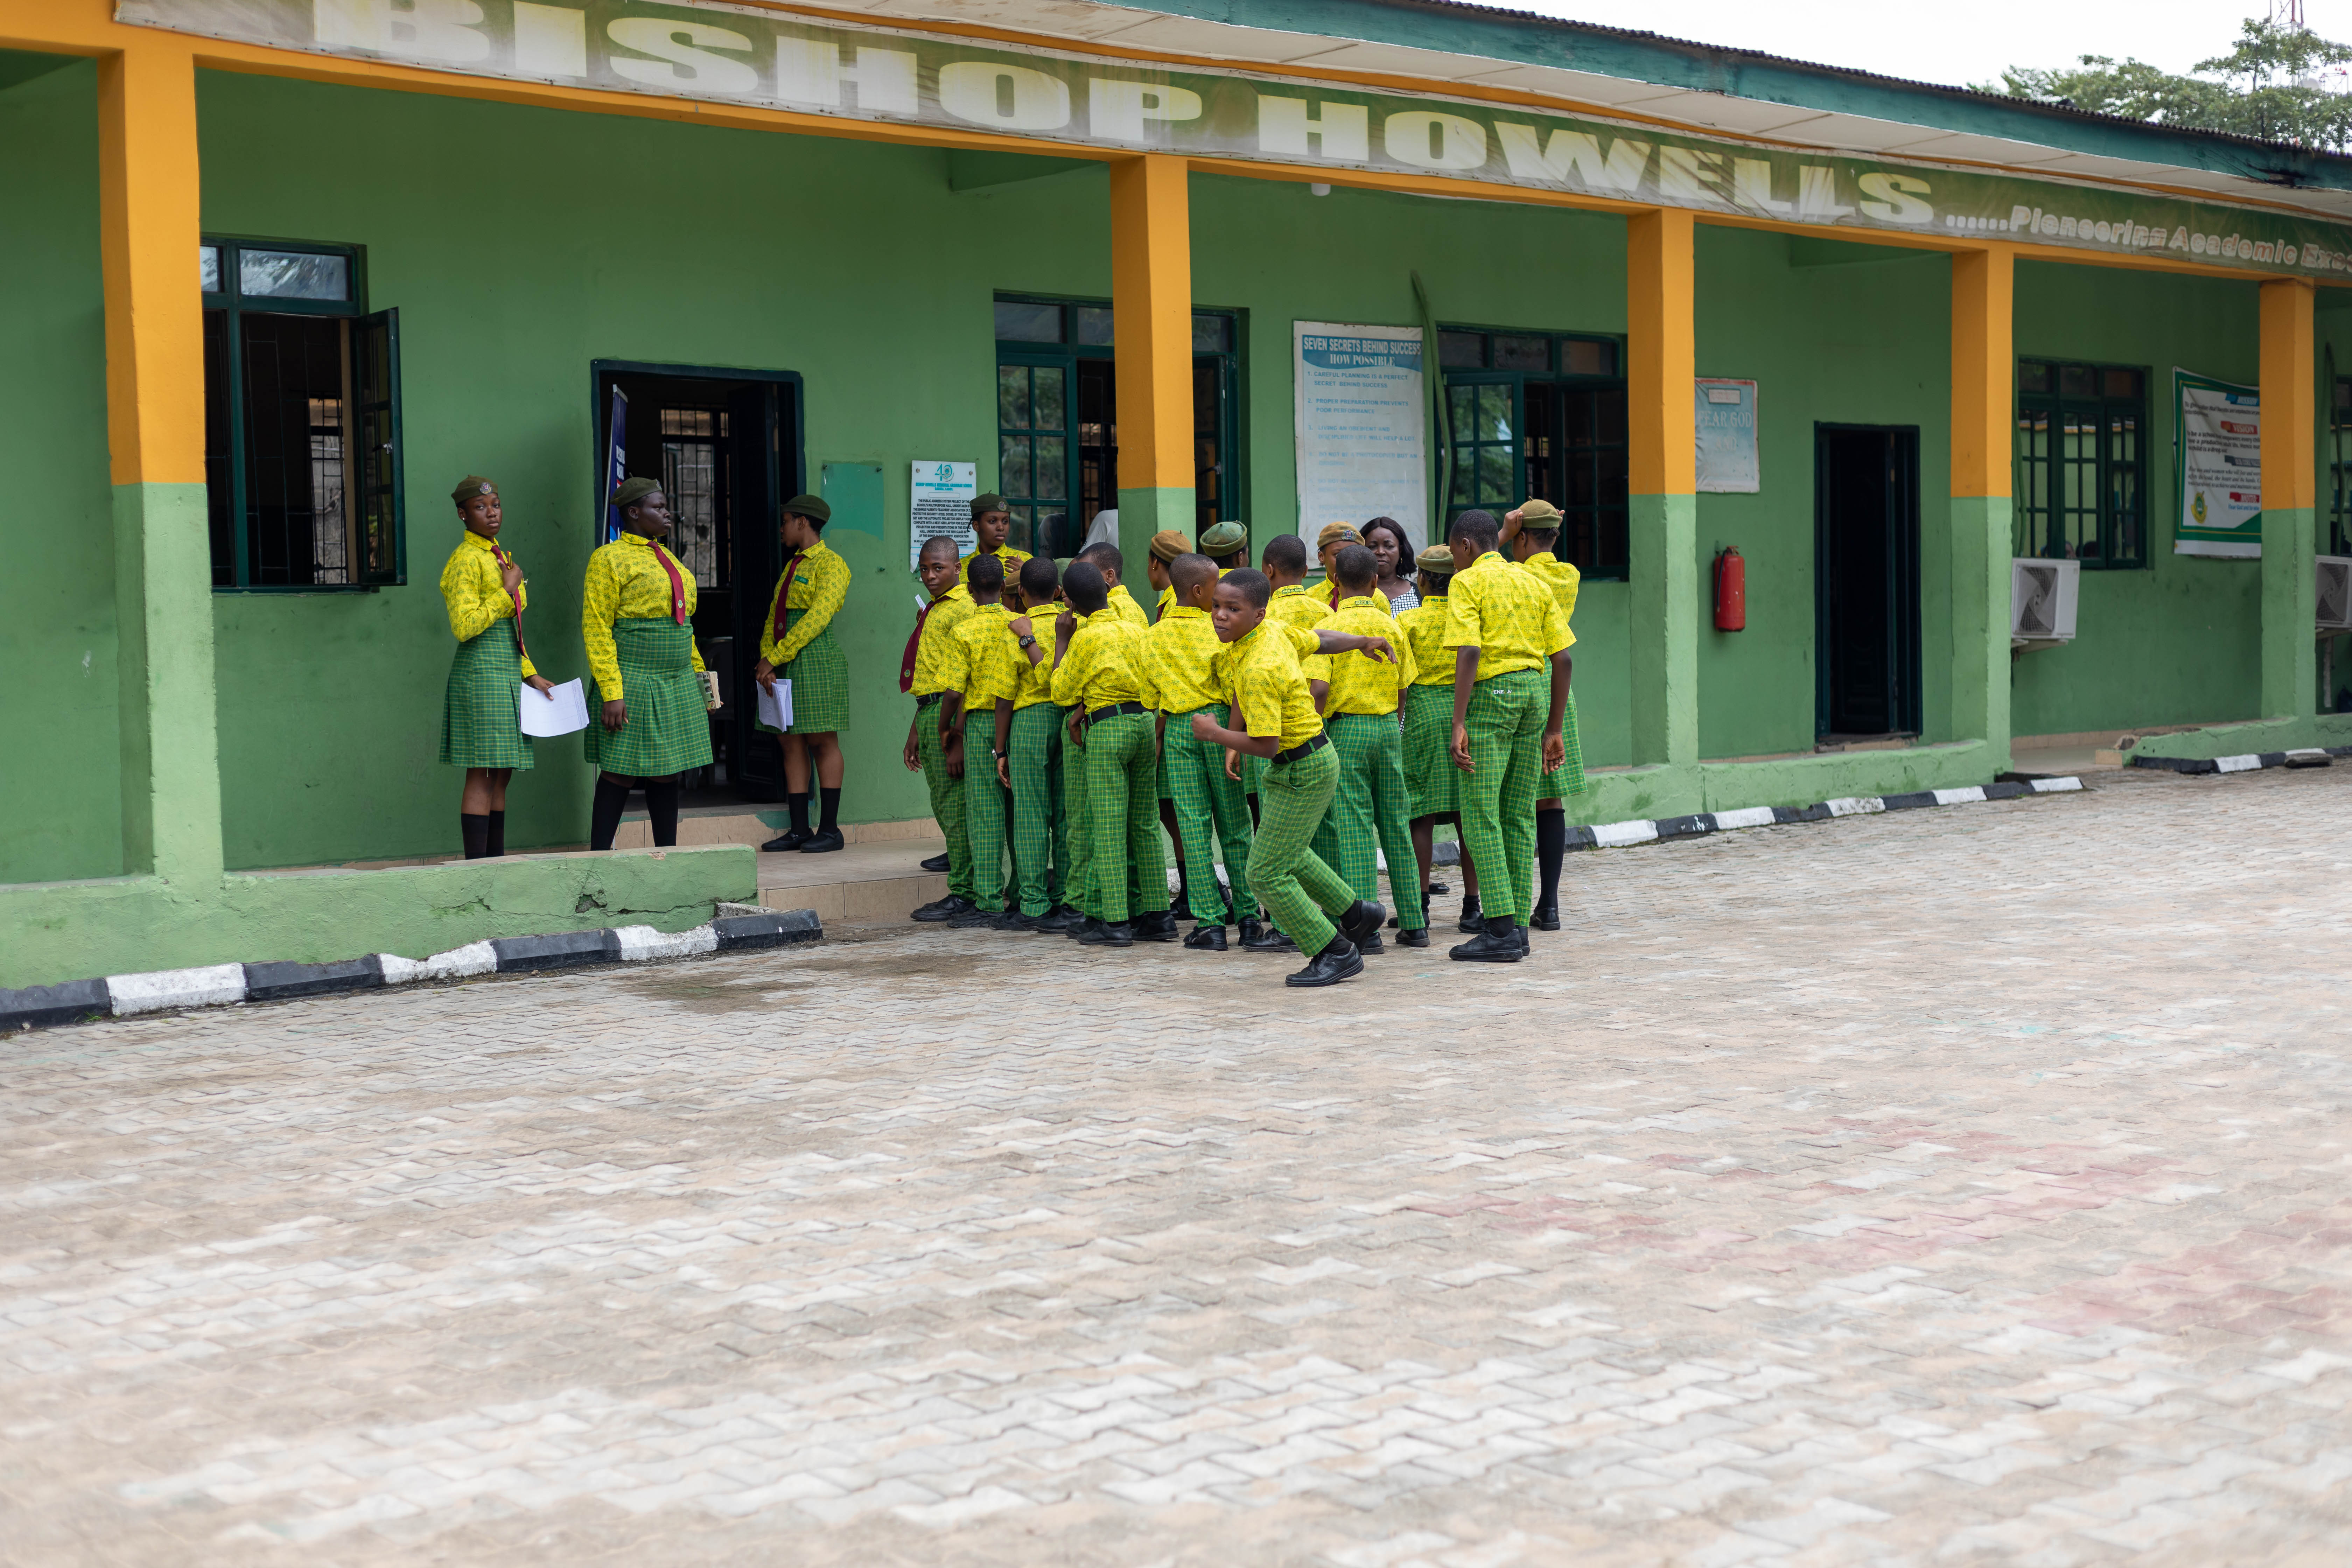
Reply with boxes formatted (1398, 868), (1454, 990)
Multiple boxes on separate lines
(4, 764), (2351, 1564)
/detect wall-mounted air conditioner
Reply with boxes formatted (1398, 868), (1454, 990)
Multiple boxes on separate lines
(2318, 556), (2352, 632)
(2011, 558), (2080, 648)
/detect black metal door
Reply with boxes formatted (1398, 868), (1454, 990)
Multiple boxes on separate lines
(1814, 426), (1921, 740)
(727, 381), (784, 798)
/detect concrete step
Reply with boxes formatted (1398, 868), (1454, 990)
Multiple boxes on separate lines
(611, 811), (940, 853)
(755, 833), (949, 924)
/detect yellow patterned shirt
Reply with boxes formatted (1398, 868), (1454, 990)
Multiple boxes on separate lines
(1322, 597), (1416, 716)
(1135, 607), (1226, 715)
(1107, 583), (1150, 628)
(1223, 621), (1324, 753)
(439, 531), (537, 678)
(958, 544), (1032, 586)
(760, 540), (851, 666)
(1267, 584), (1333, 684)
(1442, 551), (1569, 679)
(1049, 608), (1146, 711)
(1517, 552), (1581, 650)
(939, 602), (1020, 713)
(1396, 595), (1454, 687)
(1001, 607), (1060, 710)
(1156, 584), (1176, 621)
(582, 533), (703, 700)
(910, 584), (976, 698)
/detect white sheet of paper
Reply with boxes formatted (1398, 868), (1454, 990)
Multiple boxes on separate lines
(519, 678), (589, 737)
(758, 678), (794, 732)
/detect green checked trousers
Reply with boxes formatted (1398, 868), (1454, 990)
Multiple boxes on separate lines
(1321, 713), (1427, 931)
(1007, 703), (1068, 917)
(1082, 711), (1169, 925)
(962, 737), (1010, 913)
(1161, 706), (1251, 926)
(1063, 718), (1097, 917)
(1457, 668), (1546, 924)
(1249, 741), (1355, 954)
(916, 709), (973, 901)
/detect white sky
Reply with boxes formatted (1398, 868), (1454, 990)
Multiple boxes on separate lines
(1504, 2), (2352, 91)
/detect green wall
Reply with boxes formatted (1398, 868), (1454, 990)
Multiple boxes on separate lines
(0, 62), (122, 884)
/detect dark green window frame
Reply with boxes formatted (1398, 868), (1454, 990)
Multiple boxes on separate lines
(2330, 376), (2352, 556)
(202, 236), (404, 590)
(993, 294), (1242, 558)
(2013, 359), (2146, 569)
(1438, 326), (1628, 579)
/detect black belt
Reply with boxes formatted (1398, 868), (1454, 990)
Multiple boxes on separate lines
(1271, 733), (1330, 765)
(915, 692), (943, 708)
(1087, 701), (1146, 723)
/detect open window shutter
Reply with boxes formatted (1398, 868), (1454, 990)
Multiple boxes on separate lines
(355, 307), (405, 585)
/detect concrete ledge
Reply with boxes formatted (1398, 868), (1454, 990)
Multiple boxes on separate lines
(2129, 715), (2352, 762)
(244, 956), (386, 1003)
(108, 964), (248, 1016)
(2132, 745), (2349, 776)
(1581, 739), (2005, 825)
(0, 978), (112, 1031)
(492, 930), (622, 973)
(1564, 776), (2081, 854)
(715, 909), (824, 950)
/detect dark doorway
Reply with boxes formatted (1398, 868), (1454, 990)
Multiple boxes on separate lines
(593, 361), (803, 800)
(1814, 425), (1921, 741)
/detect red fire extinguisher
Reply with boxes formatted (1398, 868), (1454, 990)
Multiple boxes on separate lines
(1713, 546), (1746, 632)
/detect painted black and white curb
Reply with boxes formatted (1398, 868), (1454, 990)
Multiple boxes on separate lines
(0, 906), (820, 1033)
(1564, 775), (2086, 851)
(2131, 745), (2348, 776)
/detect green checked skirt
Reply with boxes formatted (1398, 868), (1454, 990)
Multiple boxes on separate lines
(757, 608), (850, 736)
(1541, 688), (1589, 797)
(1401, 683), (1458, 819)
(586, 617), (713, 777)
(439, 618), (533, 771)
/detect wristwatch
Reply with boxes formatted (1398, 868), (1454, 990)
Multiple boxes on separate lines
(1017, 634), (1037, 649)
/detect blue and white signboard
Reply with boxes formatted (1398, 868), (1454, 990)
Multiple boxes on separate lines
(1294, 322), (1429, 551)
(1695, 378), (1759, 493)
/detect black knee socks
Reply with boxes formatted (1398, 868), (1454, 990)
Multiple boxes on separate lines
(461, 813), (490, 860)
(590, 776), (632, 851)
(1535, 806), (1567, 914)
(486, 810), (505, 858)
(819, 787), (841, 834)
(643, 775), (681, 847)
(787, 792), (812, 834)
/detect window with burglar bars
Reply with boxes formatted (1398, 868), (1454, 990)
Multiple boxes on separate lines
(659, 406), (728, 587)
(2014, 360), (2146, 568)
(202, 237), (402, 588)
(1439, 327), (1627, 578)
(2331, 378), (2352, 556)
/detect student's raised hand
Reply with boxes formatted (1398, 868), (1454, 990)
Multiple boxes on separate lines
(1542, 728), (1566, 772)
(526, 675), (555, 698)
(602, 699), (628, 732)
(1451, 718), (1473, 773)
(1055, 609), (1078, 639)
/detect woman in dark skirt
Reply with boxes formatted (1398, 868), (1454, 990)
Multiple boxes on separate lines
(439, 476), (554, 858)
(582, 477), (713, 850)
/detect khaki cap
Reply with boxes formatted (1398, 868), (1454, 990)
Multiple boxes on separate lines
(1315, 522), (1363, 550)
(611, 476), (662, 510)
(1415, 546), (1456, 574)
(783, 493), (831, 523)
(971, 493), (1009, 517)
(1148, 528), (1189, 562)
(1516, 498), (1564, 526)
(451, 475), (496, 505)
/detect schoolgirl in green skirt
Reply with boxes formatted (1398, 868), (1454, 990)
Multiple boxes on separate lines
(754, 496), (853, 853)
(438, 476), (554, 859)
(583, 477), (713, 851)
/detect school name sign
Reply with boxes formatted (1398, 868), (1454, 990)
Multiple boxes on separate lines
(123, 0), (2352, 276)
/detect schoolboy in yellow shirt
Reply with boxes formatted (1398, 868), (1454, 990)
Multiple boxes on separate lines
(1314, 546), (1427, 948)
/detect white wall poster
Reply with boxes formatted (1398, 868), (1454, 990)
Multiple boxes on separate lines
(1294, 323), (1429, 551)
(909, 460), (976, 570)
(1695, 378), (1759, 493)
(2172, 370), (2263, 558)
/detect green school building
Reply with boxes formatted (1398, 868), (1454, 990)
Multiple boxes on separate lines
(6, 0), (2352, 989)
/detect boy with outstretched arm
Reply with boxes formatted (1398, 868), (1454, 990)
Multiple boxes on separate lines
(999, 556), (1078, 931)
(1136, 553), (1258, 951)
(1501, 499), (1589, 930)
(1315, 545), (1428, 950)
(1441, 510), (1574, 964)
(933, 554), (1019, 928)
(1047, 560), (1176, 948)
(1395, 546), (1484, 932)
(1190, 569), (1395, 988)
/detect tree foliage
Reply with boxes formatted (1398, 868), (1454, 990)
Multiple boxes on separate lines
(1985, 18), (2352, 150)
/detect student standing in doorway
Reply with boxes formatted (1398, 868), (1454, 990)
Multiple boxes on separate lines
(438, 476), (555, 859)
(755, 495), (851, 854)
(583, 478), (713, 852)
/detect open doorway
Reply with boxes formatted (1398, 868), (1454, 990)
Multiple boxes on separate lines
(1814, 425), (1921, 742)
(593, 361), (803, 801)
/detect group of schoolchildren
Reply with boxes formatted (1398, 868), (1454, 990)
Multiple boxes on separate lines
(899, 495), (1586, 989)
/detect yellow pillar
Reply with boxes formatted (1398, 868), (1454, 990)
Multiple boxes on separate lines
(1108, 154), (1196, 566)
(1949, 245), (2014, 767)
(99, 37), (224, 883)
(1625, 208), (1697, 769)
(2260, 278), (2318, 721)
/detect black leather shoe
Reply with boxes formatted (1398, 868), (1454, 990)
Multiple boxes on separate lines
(1518, 924), (1531, 954)
(1183, 923), (1228, 951)
(1171, 893), (1195, 923)
(1079, 920), (1134, 948)
(1285, 936), (1363, 987)
(920, 852), (950, 873)
(1356, 929), (1385, 955)
(912, 894), (974, 923)
(949, 906), (1007, 928)
(1132, 910), (1181, 942)
(1338, 899), (1386, 944)
(1067, 916), (1101, 942)
(1530, 905), (1560, 931)
(1026, 908), (1076, 933)
(1425, 881), (1450, 898)
(1456, 897), (1484, 934)
(1449, 915), (1523, 963)
(797, 829), (845, 854)
(760, 829), (811, 853)
(1397, 927), (1429, 948)
(1240, 920), (1297, 953)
